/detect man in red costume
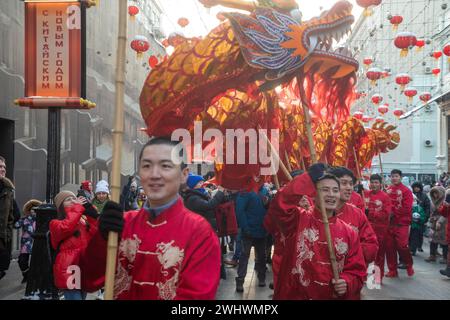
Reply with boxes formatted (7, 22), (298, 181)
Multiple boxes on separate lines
(267, 164), (367, 300)
(350, 190), (365, 213)
(364, 174), (392, 283)
(80, 137), (221, 300)
(329, 167), (378, 266)
(385, 169), (414, 277)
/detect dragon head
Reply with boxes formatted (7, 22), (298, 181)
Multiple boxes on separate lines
(282, 1), (358, 79)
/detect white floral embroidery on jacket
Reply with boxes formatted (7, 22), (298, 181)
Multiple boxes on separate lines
(155, 241), (185, 300)
(292, 227), (319, 287)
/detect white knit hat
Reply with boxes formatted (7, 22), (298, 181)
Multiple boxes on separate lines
(95, 180), (110, 194)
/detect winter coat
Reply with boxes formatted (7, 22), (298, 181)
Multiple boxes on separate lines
(49, 203), (98, 289)
(183, 189), (225, 230)
(0, 177), (15, 244)
(235, 191), (268, 239)
(14, 215), (36, 254)
(92, 197), (108, 214)
(412, 182), (431, 222)
(429, 187), (448, 245)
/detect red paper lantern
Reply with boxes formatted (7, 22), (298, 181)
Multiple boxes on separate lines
(394, 32), (417, 57)
(375, 116), (385, 123)
(128, 5), (139, 19)
(389, 15), (403, 30)
(443, 43), (450, 62)
(366, 67), (383, 86)
(415, 39), (425, 51)
(363, 57), (373, 68)
(148, 55), (159, 69)
(404, 87), (417, 103)
(356, 0), (382, 17)
(178, 17), (190, 28)
(130, 35), (150, 59)
(371, 94), (383, 105)
(432, 68), (441, 76)
(419, 92), (432, 103)
(395, 73), (411, 90)
(355, 91), (367, 100)
(362, 115), (371, 123)
(393, 108), (404, 118)
(432, 51), (442, 60)
(354, 111), (364, 120)
(378, 104), (389, 115)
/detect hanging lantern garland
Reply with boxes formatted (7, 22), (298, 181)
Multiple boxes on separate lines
(415, 39), (425, 52)
(432, 68), (441, 77)
(404, 87), (418, 103)
(178, 17), (190, 28)
(389, 14), (403, 30)
(378, 104), (389, 115)
(419, 92), (432, 104)
(363, 57), (374, 68)
(432, 51), (442, 60)
(395, 73), (411, 91)
(130, 35), (150, 59)
(371, 94), (383, 105)
(356, 0), (382, 17)
(443, 43), (450, 63)
(366, 67), (383, 86)
(394, 32), (417, 57)
(128, 5), (139, 20)
(393, 108), (404, 118)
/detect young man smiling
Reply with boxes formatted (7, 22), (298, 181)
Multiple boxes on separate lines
(385, 169), (414, 278)
(80, 137), (221, 300)
(267, 164), (367, 300)
(364, 174), (392, 283)
(329, 167), (378, 266)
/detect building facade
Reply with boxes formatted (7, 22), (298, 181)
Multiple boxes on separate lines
(0, 0), (166, 208)
(346, 0), (449, 184)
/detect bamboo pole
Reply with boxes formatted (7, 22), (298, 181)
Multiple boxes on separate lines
(353, 146), (367, 208)
(104, 0), (128, 301)
(284, 151), (293, 172)
(296, 76), (339, 281)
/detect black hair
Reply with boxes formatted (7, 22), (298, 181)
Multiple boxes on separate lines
(290, 170), (304, 178)
(138, 136), (187, 169)
(411, 181), (423, 192)
(0, 156), (5, 163)
(390, 169), (402, 176)
(317, 173), (341, 188)
(329, 166), (355, 183)
(370, 174), (383, 183)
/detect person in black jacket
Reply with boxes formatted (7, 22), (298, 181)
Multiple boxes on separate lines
(183, 173), (227, 279)
(411, 181), (431, 252)
(183, 174), (225, 230)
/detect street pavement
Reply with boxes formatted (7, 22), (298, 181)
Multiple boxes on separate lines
(0, 238), (449, 300)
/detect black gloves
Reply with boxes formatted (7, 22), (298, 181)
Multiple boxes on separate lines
(307, 163), (328, 183)
(99, 201), (124, 240)
(365, 208), (369, 216)
(83, 203), (99, 219)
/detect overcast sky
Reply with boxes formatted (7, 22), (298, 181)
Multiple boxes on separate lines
(159, 0), (364, 38)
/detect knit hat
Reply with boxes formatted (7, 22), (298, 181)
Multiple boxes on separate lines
(54, 191), (76, 210)
(187, 174), (204, 189)
(23, 199), (43, 215)
(81, 180), (92, 191)
(95, 180), (110, 194)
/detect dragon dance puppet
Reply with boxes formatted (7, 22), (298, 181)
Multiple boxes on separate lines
(139, 0), (400, 188)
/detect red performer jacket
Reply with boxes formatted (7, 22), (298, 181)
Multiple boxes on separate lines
(267, 173), (367, 300)
(336, 203), (378, 265)
(49, 203), (98, 290)
(80, 198), (221, 300)
(386, 184), (413, 226)
(350, 192), (365, 212)
(364, 190), (392, 231)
